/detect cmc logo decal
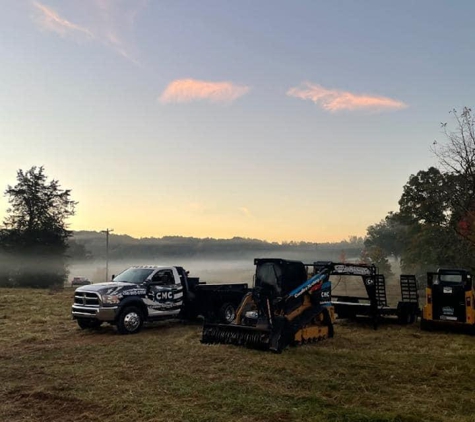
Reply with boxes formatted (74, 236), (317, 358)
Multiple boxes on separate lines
(156, 291), (174, 301)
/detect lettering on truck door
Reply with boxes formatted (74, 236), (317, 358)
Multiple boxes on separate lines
(146, 269), (183, 316)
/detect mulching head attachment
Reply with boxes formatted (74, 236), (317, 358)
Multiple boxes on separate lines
(201, 322), (272, 350)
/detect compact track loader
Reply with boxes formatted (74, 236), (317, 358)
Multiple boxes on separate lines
(421, 268), (475, 333)
(201, 258), (335, 353)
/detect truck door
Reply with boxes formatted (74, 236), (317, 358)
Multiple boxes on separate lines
(146, 269), (184, 317)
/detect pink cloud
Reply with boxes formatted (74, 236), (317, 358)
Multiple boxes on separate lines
(159, 79), (250, 104)
(33, 2), (93, 40)
(287, 82), (407, 112)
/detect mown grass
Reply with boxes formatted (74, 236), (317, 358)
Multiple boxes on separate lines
(0, 288), (474, 422)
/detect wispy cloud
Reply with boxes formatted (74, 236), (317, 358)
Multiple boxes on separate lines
(32, 2), (93, 40)
(31, 1), (144, 64)
(91, 0), (145, 65)
(287, 82), (407, 112)
(102, 29), (139, 64)
(159, 79), (250, 104)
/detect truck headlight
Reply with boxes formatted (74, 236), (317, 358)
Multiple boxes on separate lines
(101, 294), (120, 305)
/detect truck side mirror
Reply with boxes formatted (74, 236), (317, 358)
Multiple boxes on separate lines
(111, 274), (115, 280)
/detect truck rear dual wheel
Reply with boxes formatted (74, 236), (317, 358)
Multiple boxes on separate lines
(117, 306), (144, 335)
(219, 302), (236, 324)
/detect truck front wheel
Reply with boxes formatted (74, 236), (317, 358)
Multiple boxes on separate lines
(117, 306), (143, 335)
(77, 319), (103, 330)
(219, 302), (236, 324)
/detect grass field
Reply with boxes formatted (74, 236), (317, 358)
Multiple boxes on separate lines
(0, 288), (474, 422)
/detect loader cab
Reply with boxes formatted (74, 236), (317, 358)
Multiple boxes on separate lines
(424, 269), (473, 324)
(254, 258), (307, 297)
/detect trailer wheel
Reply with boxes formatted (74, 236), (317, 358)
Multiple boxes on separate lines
(77, 319), (103, 330)
(219, 302), (236, 324)
(117, 306), (143, 335)
(398, 311), (412, 325)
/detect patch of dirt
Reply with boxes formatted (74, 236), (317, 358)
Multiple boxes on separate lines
(4, 388), (110, 422)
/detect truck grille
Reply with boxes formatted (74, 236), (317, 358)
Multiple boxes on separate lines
(74, 292), (100, 307)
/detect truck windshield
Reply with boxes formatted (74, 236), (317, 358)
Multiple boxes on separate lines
(114, 268), (154, 283)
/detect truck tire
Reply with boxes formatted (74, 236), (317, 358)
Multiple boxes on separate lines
(219, 302), (236, 324)
(77, 319), (103, 330)
(117, 306), (143, 335)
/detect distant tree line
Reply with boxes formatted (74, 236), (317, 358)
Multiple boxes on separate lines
(69, 231), (365, 263)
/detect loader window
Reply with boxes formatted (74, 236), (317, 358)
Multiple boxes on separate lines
(256, 263), (282, 294)
(438, 274), (463, 283)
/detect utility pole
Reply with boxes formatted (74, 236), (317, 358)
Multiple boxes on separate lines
(101, 228), (113, 282)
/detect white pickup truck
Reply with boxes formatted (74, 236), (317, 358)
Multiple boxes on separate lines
(71, 265), (249, 334)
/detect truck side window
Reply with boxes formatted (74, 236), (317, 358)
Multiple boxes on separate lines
(152, 270), (175, 285)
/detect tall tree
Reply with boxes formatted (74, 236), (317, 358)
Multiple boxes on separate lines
(434, 107), (475, 243)
(398, 167), (452, 226)
(365, 212), (407, 263)
(0, 167), (77, 287)
(366, 246), (393, 276)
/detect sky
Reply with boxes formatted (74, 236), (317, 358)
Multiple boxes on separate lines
(1, 0), (474, 243)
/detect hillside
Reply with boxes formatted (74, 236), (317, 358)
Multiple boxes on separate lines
(69, 231), (365, 262)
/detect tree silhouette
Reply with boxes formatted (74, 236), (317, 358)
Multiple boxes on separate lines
(0, 166), (77, 287)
